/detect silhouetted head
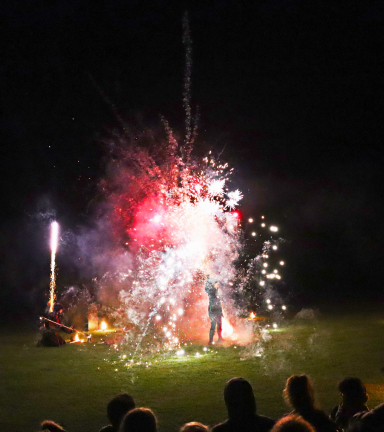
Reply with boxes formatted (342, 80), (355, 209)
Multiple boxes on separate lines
(40, 420), (66, 432)
(338, 377), (368, 407)
(224, 377), (256, 419)
(107, 393), (135, 429)
(180, 422), (209, 432)
(284, 375), (315, 412)
(271, 415), (315, 432)
(120, 408), (157, 432)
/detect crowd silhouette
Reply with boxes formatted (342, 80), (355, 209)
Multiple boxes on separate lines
(38, 375), (384, 432)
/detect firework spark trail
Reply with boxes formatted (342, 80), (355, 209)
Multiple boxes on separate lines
(48, 221), (59, 313)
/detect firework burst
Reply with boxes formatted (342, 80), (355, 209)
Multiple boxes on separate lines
(90, 16), (285, 353)
(97, 129), (247, 349)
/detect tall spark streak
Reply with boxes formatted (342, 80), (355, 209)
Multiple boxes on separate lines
(48, 221), (59, 313)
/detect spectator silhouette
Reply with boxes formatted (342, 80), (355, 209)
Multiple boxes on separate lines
(180, 422), (209, 432)
(120, 408), (157, 432)
(100, 393), (136, 432)
(271, 415), (315, 432)
(40, 420), (66, 432)
(348, 402), (384, 432)
(283, 375), (338, 432)
(212, 377), (275, 432)
(330, 378), (369, 431)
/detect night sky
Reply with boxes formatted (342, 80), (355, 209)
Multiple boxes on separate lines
(2, 1), (384, 320)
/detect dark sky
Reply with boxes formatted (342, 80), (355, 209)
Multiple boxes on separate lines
(1, 1), (384, 317)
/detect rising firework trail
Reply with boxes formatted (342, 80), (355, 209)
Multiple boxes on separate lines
(48, 221), (59, 313)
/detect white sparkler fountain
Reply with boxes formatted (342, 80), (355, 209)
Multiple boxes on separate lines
(48, 221), (59, 313)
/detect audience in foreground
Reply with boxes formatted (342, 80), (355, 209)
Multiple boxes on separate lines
(212, 377), (276, 432)
(99, 393), (136, 432)
(119, 407), (157, 432)
(283, 375), (338, 432)
(271, 415), (315, 432)
(348, 403), (384, 432)
(40, 420), (66, 432)
(180, 422), (209, 432)
(330, 377), (369, 432)
(37, 374), (384, 432)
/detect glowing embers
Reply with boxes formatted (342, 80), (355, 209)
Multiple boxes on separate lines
(100, 320), (108, 331)
(71, 333), (84, 344)
(247, 311), (266, 322)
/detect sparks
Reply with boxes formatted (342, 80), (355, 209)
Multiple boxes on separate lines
(48, 221), (59, 313)
(226, 190), (243, 210)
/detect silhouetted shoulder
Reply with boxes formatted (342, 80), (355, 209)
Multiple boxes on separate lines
(300, 409), (338, 432)
(256, 415), (276, 431)
(99, 425), (114, 432)
(212, 415), (275, 432)
(211, 420), (227, 432)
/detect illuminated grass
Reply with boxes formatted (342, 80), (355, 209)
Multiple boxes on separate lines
(1, 312), (384, 432)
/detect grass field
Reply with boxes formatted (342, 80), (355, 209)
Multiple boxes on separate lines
(2, 311), (384, 432)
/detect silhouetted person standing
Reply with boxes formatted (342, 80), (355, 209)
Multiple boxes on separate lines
(205, 275), (223, 345)
(212, 377), (275, 432)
